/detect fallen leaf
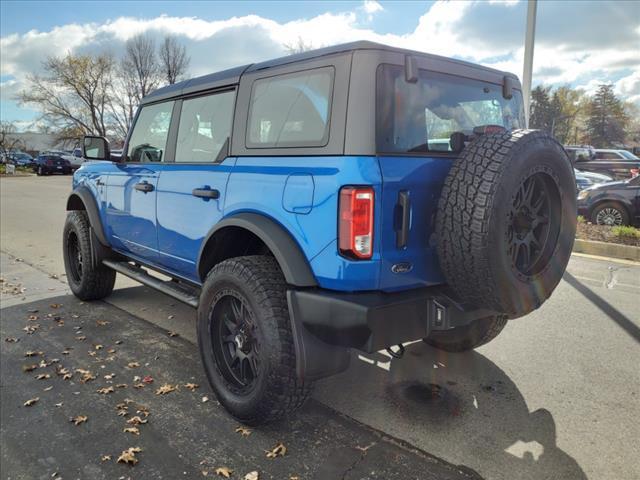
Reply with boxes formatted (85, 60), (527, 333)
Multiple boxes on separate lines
(115, 340), (123, 345)
(117, 447), (142, 465)
(127, 362), (140, 369)
(5, 337), (19, 343)
(35, 373), (51, 380)
(101, 455), (111, 462)
(127, 416), (147, 425)
(76, 368), (96, 383)
(116, 383), (128, 389)
(104, 373), (116, 380)
(167, 330), (178, 337)
(23, 324), (39, 334)
(96, 320), (110, 326)
(27, 314), (39, 321)
(184, 382), (199, 391)
(62, 349), (72, 355)
(22, 364), (38, 372)
(235, 426), (252, 437)
(55, 402), (63, 407)
(117, 409), (129, 417)
(107, 348), (116, 354)
(123, 426), (140, 435)
(88, 351), (97, 357)
(266, 443), (287, 459)
(24, 351), (42, 357)
(50, 303), (62, 309)
(142, 375), (154, 384)
(290, 476), (300, 480)
(43, 386), (53, 391)
(244, 471), (259, 480)
(38, 359), (51, 368)
(202, 396), (209, 403)
(63, 373), (72, 380)
(94, 344), (103, 350)
(215, 467), (233, 478)
(133, 375), (141, 382)
(155, 384), (177, 395)
(75, 336), (86, 341)
(97, 386), (115, 394)
(24, 397), (39, 407)
(133, 383), (145, 389)
(70, 415), (88, 425)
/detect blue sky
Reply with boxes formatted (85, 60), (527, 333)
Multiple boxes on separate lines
(1, 0), (639, 128)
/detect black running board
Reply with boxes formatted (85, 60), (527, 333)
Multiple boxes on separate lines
(102, 259), (200, 308)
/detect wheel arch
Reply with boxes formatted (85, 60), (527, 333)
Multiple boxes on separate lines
(197, 213), (317, 287)
(66, 186), (109, 246)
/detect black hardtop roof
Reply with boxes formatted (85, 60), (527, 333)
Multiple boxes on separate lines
(141, 40), (518, 105)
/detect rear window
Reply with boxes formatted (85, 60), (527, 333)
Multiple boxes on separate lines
(376, 64), (524, 154)
(246, 67), (334, 148)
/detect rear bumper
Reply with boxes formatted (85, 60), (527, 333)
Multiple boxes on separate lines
(287, 286), (495, 380)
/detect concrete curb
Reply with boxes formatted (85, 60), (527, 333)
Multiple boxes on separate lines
(573, 238), (640, 262)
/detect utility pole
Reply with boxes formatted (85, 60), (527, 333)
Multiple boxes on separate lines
(523, 0), (537, 127)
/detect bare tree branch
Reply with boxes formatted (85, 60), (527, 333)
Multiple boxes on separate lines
(159, 35), (190, 85)
(122, 34), (161, 102)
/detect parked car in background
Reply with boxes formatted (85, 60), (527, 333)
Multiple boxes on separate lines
(577, 175), (640, 226)
(574, 168), (613, 192)
(69, 147), (85, 170)
(566, 145), (640, 180)
(4, 152), (35, 167)
(33, 154), (72, 176)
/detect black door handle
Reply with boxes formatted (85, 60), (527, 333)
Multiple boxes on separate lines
(134, 182), (154, 193)
(192, 188), (220, 199)
(96, 179), (105, 186)
(395, 190), (410, 248)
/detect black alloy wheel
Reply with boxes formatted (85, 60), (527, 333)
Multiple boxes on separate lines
(507, 172), (561, 279)
(211, 292), (260, 392)
(66, 230), (83, 283)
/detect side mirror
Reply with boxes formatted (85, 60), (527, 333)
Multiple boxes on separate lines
(83, 136), (111, 161)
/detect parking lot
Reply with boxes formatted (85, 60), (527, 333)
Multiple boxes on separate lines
(1, 174), (639, 480)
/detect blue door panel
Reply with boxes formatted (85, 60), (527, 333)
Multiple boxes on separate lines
(104, 164), (160, 263)
(155, 159), (236, 279)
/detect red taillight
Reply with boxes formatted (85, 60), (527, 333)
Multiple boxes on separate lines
(339, 186), (374, 259)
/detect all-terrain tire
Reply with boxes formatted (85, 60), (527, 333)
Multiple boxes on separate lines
(435, 130), (576, 318)
(62, 211), (116, 300)
(197, 255), (312, 425)
(424, 315), (508, 352)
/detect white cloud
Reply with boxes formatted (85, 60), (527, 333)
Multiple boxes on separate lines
(1, 0), (639, 122)
(362, 0), (384, 17)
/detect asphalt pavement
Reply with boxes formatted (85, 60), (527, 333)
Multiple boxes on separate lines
(2, 174), (640, 480)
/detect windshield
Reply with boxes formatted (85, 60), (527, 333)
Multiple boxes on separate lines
(619, 150), (639, 160)
(376, 64), (524, 154)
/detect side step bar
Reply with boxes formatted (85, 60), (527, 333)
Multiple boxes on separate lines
(102, 260), (200, 308)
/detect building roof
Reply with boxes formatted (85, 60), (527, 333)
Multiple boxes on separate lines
(142, 40), (517, 105)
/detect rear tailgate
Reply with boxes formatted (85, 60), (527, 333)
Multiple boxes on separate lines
(377, 155), (452, 291)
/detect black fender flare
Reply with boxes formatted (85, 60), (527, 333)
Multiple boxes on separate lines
(197, 213), (317, 287)
(66, 186), (109, 247)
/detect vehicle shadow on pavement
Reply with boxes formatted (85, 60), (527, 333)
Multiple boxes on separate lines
(315, 341), (587, 480)
(564, 271), (640, 344)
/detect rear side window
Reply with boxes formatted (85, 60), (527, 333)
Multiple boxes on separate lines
(127, 101), (174, 162)
(246, 67), (334, 148)
(377, 64), (524, 154)
(175, 90), (235, 163)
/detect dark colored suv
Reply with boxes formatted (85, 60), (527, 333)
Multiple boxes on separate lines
(33, 154), (71, 176)
(63, 41), (577, 424)
(578, 175), (640, 226)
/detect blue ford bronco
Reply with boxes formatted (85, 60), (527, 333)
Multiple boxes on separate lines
(63, 41), (576, 425)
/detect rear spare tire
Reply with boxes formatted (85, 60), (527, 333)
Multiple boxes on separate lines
(435, 130), (576, 318)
